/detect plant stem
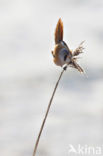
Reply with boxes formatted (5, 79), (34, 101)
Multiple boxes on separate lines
(33, 67), (66, 156)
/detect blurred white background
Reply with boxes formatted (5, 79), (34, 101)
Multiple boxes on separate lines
(0, 0), (103, 156)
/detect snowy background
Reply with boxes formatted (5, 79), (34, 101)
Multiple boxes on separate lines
(0, 0), (103, 156)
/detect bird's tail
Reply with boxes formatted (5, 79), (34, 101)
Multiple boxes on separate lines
(55, 18), (63, 44)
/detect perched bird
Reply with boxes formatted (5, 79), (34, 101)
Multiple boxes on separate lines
(52, 18), (84, 73)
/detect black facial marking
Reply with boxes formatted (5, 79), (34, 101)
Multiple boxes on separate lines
(64, 55), (67, 61)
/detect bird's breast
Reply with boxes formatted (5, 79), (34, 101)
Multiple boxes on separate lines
(53, 43), (72, 67)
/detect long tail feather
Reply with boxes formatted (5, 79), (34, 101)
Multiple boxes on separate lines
(55, 18), (63, 44)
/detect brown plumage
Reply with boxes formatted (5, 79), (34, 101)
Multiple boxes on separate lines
(55, 18), (63, 44)
(52, 18), (84, 73)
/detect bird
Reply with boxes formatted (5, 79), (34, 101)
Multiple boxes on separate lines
(51, 18), (84, 73)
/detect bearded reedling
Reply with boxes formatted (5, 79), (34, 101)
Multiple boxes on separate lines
(52, 18), (84, 72)
(33, 19), (85, 156)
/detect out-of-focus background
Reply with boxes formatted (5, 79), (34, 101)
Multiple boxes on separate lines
(0, 0), (103, 156)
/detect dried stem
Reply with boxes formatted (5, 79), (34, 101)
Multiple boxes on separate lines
(73, 41), (85, 56)
(33, 67), (66, 156)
